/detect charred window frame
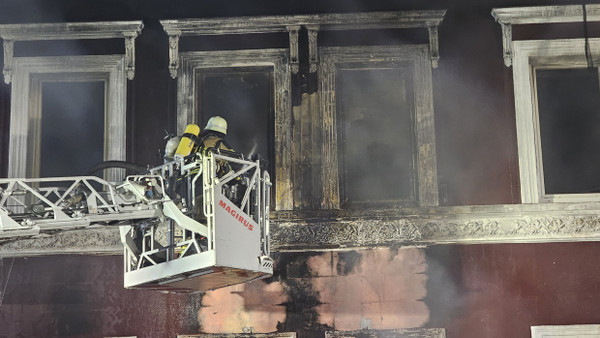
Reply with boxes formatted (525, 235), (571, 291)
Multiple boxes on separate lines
(176, 49), (292, 210)
(512, 38), (600, 203)
(319, 45), (439, 208)
(336, 63), (418, 207)
(7, 55), (127, 182)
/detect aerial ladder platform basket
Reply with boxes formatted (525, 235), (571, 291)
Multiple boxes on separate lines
(121, 153), (273, 292)
(0, 152), (273, 293)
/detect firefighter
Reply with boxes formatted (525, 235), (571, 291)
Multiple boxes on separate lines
(198, 116), (236, 177)
(193, 116), (237, 221)
(198, 117), (232, 155)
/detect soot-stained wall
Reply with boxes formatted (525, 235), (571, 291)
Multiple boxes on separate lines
(0, 0), (585, 204)
(2, 243), (600, 338)
(2, 1), (600, 338)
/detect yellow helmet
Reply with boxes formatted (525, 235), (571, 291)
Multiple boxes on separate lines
(205, 116), (228, 135)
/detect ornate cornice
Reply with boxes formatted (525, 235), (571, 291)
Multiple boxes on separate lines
(3, 202), (600, 256)
(271, 203), (600, 250)
(0, 21), (143, 83)
(0, 227), (122, 256)
(492, 5), (600, 66)
(161, 10), (446, 77)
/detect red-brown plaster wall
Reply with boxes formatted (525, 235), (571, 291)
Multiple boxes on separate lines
(0, 255), (199, 337)
(2, 243), (600, 337)
(433, 242), (600, 338)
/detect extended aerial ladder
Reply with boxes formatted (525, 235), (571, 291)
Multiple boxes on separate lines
(0, 150), (273, 292)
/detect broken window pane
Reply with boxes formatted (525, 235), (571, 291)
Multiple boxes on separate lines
(40, 81), (105, 177)
(337, 66), (416, 206)
(536, 68), (600, 194)
(196, 68), (274, 177)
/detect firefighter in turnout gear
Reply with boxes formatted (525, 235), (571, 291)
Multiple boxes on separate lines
(199, 117), (233, 160)
(198, 116), (238, 177)
(194, 116), (237, 221)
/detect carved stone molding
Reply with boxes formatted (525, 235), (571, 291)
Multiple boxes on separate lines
(287, 26), (300, 74)
(168, 32), (181, 78)
(307, 25), (319, 73)
(5, 202), (600, 256)
(2, 40), (14, 84)
(427, 24), (440, 68)
(271, 202), (600, 250)
(0, 21), (143, 83)
(492, 5), (600, 66)
(161, 10), (446, 77)
(0, 227), (122, 256)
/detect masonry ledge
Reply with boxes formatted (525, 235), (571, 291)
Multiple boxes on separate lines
(2, 202), (600, 256)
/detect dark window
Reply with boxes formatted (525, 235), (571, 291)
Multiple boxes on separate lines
(195, 68), (274, 178)
(40, 81), (105, 177)
(336, 65), (416, 207)
(536, 68), (600, 194)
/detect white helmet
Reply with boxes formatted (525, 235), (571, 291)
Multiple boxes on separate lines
(205, 116), (228, 135)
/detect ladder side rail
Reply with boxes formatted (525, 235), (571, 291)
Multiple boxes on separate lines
(13, 180), (70, 220)
(0, 180), (38, 212)
(254, 164), (261, 229)
(212, 153), (257, 185)
(212, 153), (254, 166)
(79, 177), (121, 213)
(104, 178), (119, 211)
(0, 182), (13, 207)
(262, 171), (271, 256)
(120, 226), (135, 273)
(190, 161), (203, 208)
(203, 154), (217, 251)
(245, 168), (260, 218)
(1, 176), (122, 213)
(211, 154), (259, 214)
(51, 178), (82, 206)
(0, 181), (24, 209)
(41, 187), (65, 203)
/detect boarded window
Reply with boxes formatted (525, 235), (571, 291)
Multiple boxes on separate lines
(336, 65), (416, 206)
(40, 81), (105, 177)
(195, 69), (274, 177)
(536, 68), (600, 194)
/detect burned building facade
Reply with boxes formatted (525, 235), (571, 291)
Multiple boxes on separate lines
(2, 1), (600, 337)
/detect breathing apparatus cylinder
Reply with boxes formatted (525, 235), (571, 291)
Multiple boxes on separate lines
(164, 136), (181, 161)
(175, 124), (201, 158)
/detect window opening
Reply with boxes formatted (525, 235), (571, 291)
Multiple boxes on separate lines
(40, 81), (105, 177)
(195, 68), (275, 182)
(535, 67), (600, 194)
(336, 65), (417, 207)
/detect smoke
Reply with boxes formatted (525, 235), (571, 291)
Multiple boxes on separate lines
(337, 67), (416, 205)
(200, 72), (272, 160)
(40, 82), (105, 177)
